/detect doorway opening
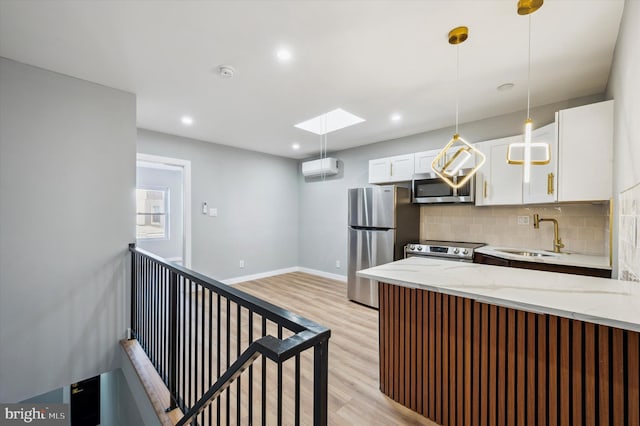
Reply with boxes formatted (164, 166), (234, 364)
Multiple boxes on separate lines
(136, 154), (191, 268)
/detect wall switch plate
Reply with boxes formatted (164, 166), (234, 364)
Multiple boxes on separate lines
(209, 207), (218, 217)
(517, 216), (530, 225)
(239, 260), (245, 268)
(202, 202), (208, 215)
(335, 260), (340, 268)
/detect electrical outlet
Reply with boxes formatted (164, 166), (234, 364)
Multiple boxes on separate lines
(517, 216), (530, 225)
(239, 260), (245, 268)
(335, 260), (340, 269)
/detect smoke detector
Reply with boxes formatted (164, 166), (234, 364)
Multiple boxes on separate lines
(217, 65), (236, 78)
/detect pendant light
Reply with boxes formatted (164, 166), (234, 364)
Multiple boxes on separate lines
(432, 26), (485, 189)
(506, 0), (550, 183)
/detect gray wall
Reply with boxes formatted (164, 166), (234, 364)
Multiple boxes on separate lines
(137, 129), (299, 280)
(0, 58), (136, 402)
(606, 0), (640, 278)
(136, 166), (184, 261)
(298, 94), (604, 277)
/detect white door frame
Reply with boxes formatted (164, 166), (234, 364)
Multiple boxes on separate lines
(136, 153), (192, 268)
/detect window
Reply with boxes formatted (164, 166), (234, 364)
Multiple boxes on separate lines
(136, 188), (169, 239)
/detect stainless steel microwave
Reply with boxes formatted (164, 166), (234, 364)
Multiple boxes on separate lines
(412, 169), (475, 204)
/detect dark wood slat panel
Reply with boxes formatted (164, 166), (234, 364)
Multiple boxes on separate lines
(480, 303), (489, 426)
(585, 322), (596, 426)
(517, 310), (526, 426)
(399, 286), (405, 404)
(559, 318), (570, 426)
(464, 298), (472, 426)
(612, 328), (624, 426)
(489, 304), (498, 426)
(442, 294), (449, 426)
(507, 309), (516, 426)
(416, 289), (423, 415)
(629, 331), (640, 426)
(472, 299), (481, 426)
(456, 297), (464, 426)
(548, 315), (558, 426)
(497, 307), (506, 426)
(573, 321), (583, 426)
(527, 312), (537, 426)
(599, 325), (610, 425)
(377, 283), (640, 426)
(435, 292), (442, 424)
(538, 315), (547, 426)
(449, 296), (456, 426)
(428, 291), (435, 420)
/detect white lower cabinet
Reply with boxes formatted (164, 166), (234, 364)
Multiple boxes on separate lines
(368, 153), (415, 184)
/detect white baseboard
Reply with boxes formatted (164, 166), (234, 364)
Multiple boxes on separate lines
(222, 266), (347, 285)
(222, 267), (300, 285)
(297, 267), (347, 282)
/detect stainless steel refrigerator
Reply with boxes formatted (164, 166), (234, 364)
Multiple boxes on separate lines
(347, 185), (420, 308)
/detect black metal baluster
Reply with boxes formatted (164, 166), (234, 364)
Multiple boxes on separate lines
(130, 246), (136, 340)
(237, 304), (241, 426)
(313, 340), (329, 426)
(295, 354), (300, 426)
(226, 298), (231, 426)
(167, 269), (178, 411)
(277, 325), (283, 426)
(209, 289), (213, 426)
(201, 284), (205, 426)
(143, 257), (148, 352)
(154, 262), (159, 368)
(217, 293), (221, 426)
(182, 276), (187, 412)
(262, 317), (267, 426)
(248, 311), (253, 425)
(188, 279), (193, 411)
(194, 281), (199, 411)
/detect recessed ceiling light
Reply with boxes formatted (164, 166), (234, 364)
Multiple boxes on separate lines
(181, 116), (193, 126)
(391, 113), (402, 122)
(294, 108), (365, 135)
(277, 49), (292, 61)
(216, 65), (236, 78)
(497, 83), (515, 91)
(292, 143), (300, 150)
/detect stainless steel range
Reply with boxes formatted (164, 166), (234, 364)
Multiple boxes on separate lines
(404, 240), (485, 262)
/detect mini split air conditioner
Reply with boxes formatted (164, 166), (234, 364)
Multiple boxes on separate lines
(301, 158), (339, 177)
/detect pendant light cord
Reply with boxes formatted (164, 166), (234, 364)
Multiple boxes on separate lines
(527, 14), (531, 119)
(455, 44), (460, 135)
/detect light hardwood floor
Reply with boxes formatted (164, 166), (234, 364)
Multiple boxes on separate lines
(234, 272), (437, 426)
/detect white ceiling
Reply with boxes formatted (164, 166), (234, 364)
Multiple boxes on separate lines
(0, 1), (624, 159)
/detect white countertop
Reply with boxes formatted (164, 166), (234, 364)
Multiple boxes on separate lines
(357, 257), (640, 332)
(476, 245), (611, 270)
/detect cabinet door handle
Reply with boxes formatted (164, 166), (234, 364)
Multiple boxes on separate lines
(547, 172), (554, 195)
(483, 181), (488, 198)
(390, 162), (393, 176)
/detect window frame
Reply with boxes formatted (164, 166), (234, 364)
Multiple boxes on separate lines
(135, 186), (170, 240)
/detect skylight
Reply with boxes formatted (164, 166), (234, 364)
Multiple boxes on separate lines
(294, 108), (365, 135)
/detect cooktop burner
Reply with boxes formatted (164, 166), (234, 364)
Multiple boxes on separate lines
(404, 240), (486, 261)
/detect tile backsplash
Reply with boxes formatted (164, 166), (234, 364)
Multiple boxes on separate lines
(421, 203), (609, 256)
(619, 183), (640, 282)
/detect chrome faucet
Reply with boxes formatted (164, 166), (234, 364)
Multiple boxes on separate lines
(533, 214), (565, 253)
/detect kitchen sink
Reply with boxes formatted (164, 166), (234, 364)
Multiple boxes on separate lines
(494, 248), (559, 257)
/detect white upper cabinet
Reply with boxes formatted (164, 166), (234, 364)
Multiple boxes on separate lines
(556, 100), (614, 202)
(368, 153), (415, 184)
(476, 123), (558, 206)
(414, 150), (438, 174)
(475, 135), (523, 206)
(522, 122), (558, 204)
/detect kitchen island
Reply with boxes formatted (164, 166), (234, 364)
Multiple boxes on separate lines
(357, 257), (640, 426)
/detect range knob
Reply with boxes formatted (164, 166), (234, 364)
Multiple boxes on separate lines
(409, 245), (415, 250)
(417, 246), (423, 251)
(453, 248), (460, 254)
(463, 249), (469, 255)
